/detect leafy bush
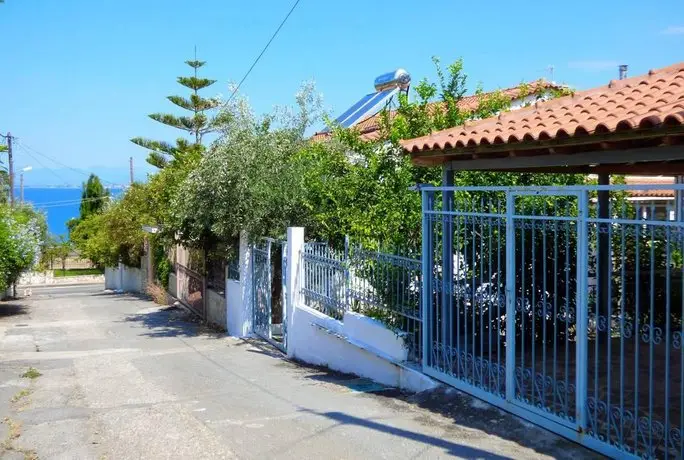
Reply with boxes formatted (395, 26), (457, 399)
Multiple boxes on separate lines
(0, 205), (45, 293)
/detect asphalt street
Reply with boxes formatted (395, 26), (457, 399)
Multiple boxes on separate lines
(0, 284), (596, 459)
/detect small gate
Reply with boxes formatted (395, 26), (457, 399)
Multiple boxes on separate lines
(252, 239), (287, 352)
(421, 185), (684, 459)
(176, 263), (205, 319)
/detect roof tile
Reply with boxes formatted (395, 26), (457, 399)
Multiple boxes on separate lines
(402, 62), (684, 156)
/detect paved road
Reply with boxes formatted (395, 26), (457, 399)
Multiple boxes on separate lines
(0, 285), (595, 459)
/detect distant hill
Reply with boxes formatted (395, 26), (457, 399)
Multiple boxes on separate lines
(21, 166), (155, 188)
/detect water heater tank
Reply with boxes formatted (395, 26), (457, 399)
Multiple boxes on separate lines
(373, 69), (411, 92)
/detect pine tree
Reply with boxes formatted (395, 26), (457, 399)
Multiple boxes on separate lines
(131, 58), (220, 168)
(79, 174), (109, 219)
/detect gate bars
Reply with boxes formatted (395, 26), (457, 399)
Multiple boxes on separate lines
(421, 184), (684, 459)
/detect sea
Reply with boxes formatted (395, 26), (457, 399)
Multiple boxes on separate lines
(17, 187), (124, 237)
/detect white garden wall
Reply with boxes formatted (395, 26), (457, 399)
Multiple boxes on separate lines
(17, 270), (104, 286)
(104, 263), (145, 293)
(287, 304), (436, 393)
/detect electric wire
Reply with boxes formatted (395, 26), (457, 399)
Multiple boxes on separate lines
(224, 0), (301, 106)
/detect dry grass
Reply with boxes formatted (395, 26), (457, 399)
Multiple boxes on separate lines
(11, 389), (31, 404)
(2, 417), (38, 459)
(146, 283), (169, 305)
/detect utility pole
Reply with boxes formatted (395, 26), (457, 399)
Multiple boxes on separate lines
(7, 132), (14, 207)
(129, 156), (134, 185)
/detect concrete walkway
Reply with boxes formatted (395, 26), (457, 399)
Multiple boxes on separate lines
(0, 284), (597, 459)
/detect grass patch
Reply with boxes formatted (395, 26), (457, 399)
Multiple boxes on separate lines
(21, 368), (41, 380)
(10, 389), (31, 404)
(53, 268), (103, 277)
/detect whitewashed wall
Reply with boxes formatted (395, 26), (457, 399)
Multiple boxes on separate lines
(17, 270), (104, 286)
(287, 305), (435, 392)
(105, 263), (145, 293)
(284, 227), (436, 393)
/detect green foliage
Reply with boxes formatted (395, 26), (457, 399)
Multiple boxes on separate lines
(151, 238), (173, 289)
(71, 184), (156, 267)
(299, 57), (582, 253)
(0, 204), (46, 293)
(53, 268), (103, 277)
(132, 59), (220, 168)
(79, 174), (109, 219)
(172, 102), (310, 246)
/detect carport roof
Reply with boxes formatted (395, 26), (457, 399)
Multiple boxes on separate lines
(401, 62), (684, 174)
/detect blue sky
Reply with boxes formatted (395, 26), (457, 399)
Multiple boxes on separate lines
(1, 0), (682, 186)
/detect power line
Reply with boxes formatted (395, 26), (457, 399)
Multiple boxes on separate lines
(15, 144), (71, 186)
(225, 0), (302, 106)
(16, 140), (119, 186)
(28, 195), (114, 209)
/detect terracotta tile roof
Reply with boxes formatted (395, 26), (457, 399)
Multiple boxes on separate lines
(624, 175), (675, 198)
(402, 62), (684, 161)
(587, 175), (676, 198)
(312, 80), (561, 142)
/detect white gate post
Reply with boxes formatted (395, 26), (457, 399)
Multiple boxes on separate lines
(225, 231), (254, 337)
(285, 227), (304, 358)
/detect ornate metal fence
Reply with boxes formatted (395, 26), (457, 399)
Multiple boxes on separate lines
(301, 240), (423, 363)
(420, 184), (684, 459)
(252, 239), (287, 351)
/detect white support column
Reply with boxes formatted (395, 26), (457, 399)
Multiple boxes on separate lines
(227, 231), (253, 337)
(224, 263), (230, 332)
(118, 262), (124, 292)
(286, 227), (304, 358)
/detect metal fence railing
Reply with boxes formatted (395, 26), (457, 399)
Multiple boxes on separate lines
(419, 184), (684, 459)
(301, 239), (423, 363)
(227, 260), (240, 281)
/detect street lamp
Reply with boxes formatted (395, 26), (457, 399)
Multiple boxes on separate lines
(20, 166), (32, 204)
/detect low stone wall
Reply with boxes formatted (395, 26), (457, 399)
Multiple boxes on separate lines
(17, 270), (104, 286)
(206, 288), (226, 331)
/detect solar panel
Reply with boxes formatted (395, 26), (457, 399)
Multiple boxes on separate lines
(323, 87), (399, 132)
(340, 88), (397, 128)
(332, 92), (375, 126)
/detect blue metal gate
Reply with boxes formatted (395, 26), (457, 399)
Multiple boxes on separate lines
(252, 239), (287, 352)
(421, 185), (684, 459)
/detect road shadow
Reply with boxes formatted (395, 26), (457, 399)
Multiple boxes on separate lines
(0, 302), (27, 318)
(289, 361), (594, 458)
(299, 408), (513, 459)
(119, 305), (224, 339)
(91, 290), (152, 302)
(238, 338), (287, 359)
(378, 386), (597, 459)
